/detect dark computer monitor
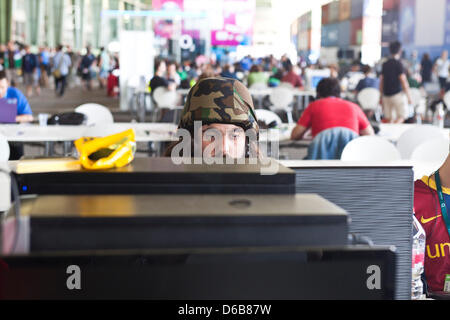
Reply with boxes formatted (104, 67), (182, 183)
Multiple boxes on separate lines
(0, 246), (396, 299)
(305, 69), (331, 91)
(14, 158), (296, 195)
(3, 194), (349, 252)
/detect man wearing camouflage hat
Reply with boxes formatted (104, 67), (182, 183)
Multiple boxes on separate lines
(166, 77), (259, 159)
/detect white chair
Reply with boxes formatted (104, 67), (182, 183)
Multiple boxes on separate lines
(410, 137), (449, 163)
(153, 87), (180, 109)
(396, 125), (446, 159)
(0, 134), (10, 162)
(249, 83), (269, 91)
(443, 91), (450, 112)
(75, 103), (114, 126)
(340, 136), (401, 161)
(269, 86), (295, 124)
(279, 82), (294, 89)
(357, 88), (381, 122)
(255, 109), (283, 127)
(152, 87), (183, 123)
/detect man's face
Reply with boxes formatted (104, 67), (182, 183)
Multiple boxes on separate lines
(199, 123), (246, 159)
(0, 79), (8, 98)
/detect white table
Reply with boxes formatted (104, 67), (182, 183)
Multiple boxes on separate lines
(1, 122), (296, 157)
(0, 123), (179, 157)
(0, 123), (179, 143)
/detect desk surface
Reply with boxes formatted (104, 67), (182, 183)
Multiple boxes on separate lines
(0, 123), (178, 143)
(16, 193), (347, 218)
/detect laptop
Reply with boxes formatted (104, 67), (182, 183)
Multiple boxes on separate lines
(0, 98), (18, 123)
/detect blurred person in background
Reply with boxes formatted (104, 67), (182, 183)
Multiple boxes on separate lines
(291, 77), (374, 141)
(220, 64), (238, 80)
(5, 41), (19, 86)
(38, 46), (50, 88)
(342, 61), (364, 92)
(421, 53), (433, 86)
(150, 60), (176, 93)
(379, 41), (412, 123)
(52, 45), (72, 97)
(247, 64), (268, 87)
(281, 61), (303, 89)
(21, 45), (39, 97)
(97, 47), (111, 90)
(78, 46), (96, 91)
(434, 50), (450, 98)
(0, 70), (33, 160)
(354, 65), (379, 94)
(166, 61), (181, 88)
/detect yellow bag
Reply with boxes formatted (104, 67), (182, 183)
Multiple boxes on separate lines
(74, 129), (136, 170)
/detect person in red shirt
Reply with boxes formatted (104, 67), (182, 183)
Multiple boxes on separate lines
(281, 62), (304, 89)
(290, 77), (374, 140)
(414, 153), (450, 296)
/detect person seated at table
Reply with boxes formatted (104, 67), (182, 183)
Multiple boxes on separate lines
(220, 64), (238, 80)
(354, 65), (379, 94)
(0, 70), (33, 160)
(166, 61), (181, 88)
(149, 60), (176, 93)
(342, 61), (364, 93)
(290, 77), (374, 141)
(165, 77), (260, 160)
(414, 151), (450, 298)
(0, 70), (33, 123)
(281, 61), (304, 89)
(247, 64), (268, 88)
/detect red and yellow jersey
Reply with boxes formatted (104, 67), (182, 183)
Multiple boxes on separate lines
(414, 176), (450, 293)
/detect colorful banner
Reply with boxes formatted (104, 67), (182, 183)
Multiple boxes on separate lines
(399, 0), (415, 45)
(152, 0), (184, 39)
(210, 0), (255, 46)
(445, 0), (450, 44)
(382, 10), (399, 43)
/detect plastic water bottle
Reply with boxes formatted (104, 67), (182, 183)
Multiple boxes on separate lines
(412, 215), (426, 300)
(433, 103), (445, 129)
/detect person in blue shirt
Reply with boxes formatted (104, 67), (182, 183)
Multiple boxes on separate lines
(0, 70), (33, 160)
(354, 65), (380, 94)
(0, 70), (33, 123)
(78, 47), (96, 91)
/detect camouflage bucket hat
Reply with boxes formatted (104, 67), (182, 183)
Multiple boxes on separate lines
(179, 77), (259, 133)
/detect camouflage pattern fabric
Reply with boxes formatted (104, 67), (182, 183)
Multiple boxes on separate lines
(179, 77), (259, 133)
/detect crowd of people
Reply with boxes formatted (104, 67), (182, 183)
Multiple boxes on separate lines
(0, 41), (120, 98)
(149, 53), (307, 94)
(150, 41), (449, 126)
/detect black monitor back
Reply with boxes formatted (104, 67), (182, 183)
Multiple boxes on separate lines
(15, 158), (295, 195)
(0, 246), (396, 300)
